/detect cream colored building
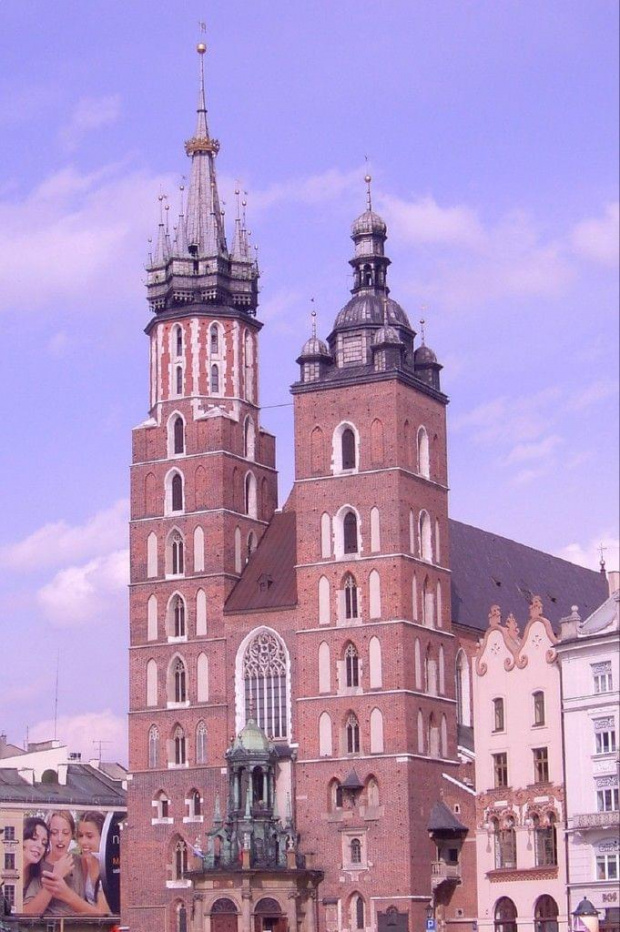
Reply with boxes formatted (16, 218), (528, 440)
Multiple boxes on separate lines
(473, 597), (567, 932)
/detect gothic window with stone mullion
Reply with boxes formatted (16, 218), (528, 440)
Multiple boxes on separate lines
(243, 631), (288, 739)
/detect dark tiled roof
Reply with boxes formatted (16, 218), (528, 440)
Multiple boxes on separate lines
(0, 764), (126, 806)
(223, 510), (607, 629)
(225, 511), (298, 613)
(449, 519), (608, 633)
(428, 801), (467, 833)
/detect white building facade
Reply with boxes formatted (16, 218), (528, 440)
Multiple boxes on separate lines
(557, 581), (620, 932)
(473, 597), (567, 932)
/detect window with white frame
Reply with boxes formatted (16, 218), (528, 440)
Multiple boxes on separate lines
(592, 661), (613, 694)
(153, 790), (171, 821)
(594, 718), (617, 754)
(597, 787), (619, 812)
(596, 851), (619, 881)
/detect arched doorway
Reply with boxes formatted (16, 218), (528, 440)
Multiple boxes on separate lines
(211, 897), (238, 932)
(254, 896), (286, 932)
(495, 898), (517, 932)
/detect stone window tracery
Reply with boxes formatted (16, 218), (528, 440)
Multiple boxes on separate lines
(243, 631), (288, 739)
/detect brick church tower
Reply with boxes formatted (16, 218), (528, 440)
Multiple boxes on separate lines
(290, 179), (460, 932)
(125, 45), (278, 929)
(126, 46), (469, 932)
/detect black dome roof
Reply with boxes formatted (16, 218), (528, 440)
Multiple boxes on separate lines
(333, 293), (411, 330)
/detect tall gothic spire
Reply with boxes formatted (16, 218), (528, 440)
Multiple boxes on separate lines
(183, 43), (228, 258)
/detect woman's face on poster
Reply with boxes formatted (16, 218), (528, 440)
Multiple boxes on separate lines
(48, 815), (73, 858)
(77, 821), (102, 856)
(23, 824), (49, 866)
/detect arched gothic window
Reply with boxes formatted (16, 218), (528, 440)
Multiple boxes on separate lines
(168, 532), (184, 576)
(345, 643), (360, 687)
(174, 838), (188, 878)
(196, 721), (207, 765)
(175, 366), (183, 396)
(243, 630), (288, 739)
(343, 573), (359, 620)
(210, 324), (220, 355)
(171, 473), (183, 512)
(189, 789), (201, 818)
(173, 417), (184, 455)
(342, 428), (356, 470)
(173, 725), (186, 765)
(418, 426), (430, 478)
(350, 838), (362, 864)
(148, 725), (159, 768)
(169, 595), (186, 638)
(346, 712), (360, 754)
(355, 896), (365, 931)
(343, 512), (358, 554)
(174, 325), (183, 357)
(172, 659), (187, 703)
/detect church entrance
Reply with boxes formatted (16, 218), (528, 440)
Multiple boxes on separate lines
(211, 897), (239, 932)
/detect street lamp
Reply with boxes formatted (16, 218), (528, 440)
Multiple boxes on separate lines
(572, 898), (600, 932)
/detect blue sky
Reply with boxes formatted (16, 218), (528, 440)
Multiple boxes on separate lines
(0, 1), (618, 764)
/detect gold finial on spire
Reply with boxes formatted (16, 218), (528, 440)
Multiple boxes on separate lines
(599, 542), (607, 574)
(197, 20), (207, 54)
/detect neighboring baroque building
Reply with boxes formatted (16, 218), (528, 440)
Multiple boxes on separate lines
(473, 598), (568, 932)
(125, 46), (609, 932)
(557, 580), (620, 932)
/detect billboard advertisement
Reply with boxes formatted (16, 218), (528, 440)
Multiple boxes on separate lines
(1, 807), (124, 925)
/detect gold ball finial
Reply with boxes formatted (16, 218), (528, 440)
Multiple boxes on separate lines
(197, 42), (207, 54)
(365, 174), (372, 184)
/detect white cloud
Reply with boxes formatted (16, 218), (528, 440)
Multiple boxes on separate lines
(29, 710), (127, 765)
(571, 202), (619, 267)
(250, 166), (363, 211)
(0, 163), (175, 315)
(380, 194), (485, 248)
(505, 434), (563, 465)
(556, 534), (620, 574)
(567, 378), (619, 412)
(37, 548), (129, 627)
(452, 388), (561, 447)
(2, 499), (128, 571)
(58, 95), (122, 150)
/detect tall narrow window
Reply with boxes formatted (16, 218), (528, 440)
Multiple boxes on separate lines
(196, 721), (207, 765)
(344, 574), (359, 620)
(189, 789), (201, 818)
(345, 643), (360, 687)
(210, 324), (219, 355)
(493, 698), (505, 732)
(346, 713), (360, 754)
(210, 364), (220, 394)
(534, 896), (559, 932)
(342, 428), (356, 469)
(173, 417), (184, 454)
(171, 473), (183, 512)
(343, 512), (358, 554)
(174, 325), (183, 357)
(417, 426), (430, 478)
(350, 838), (362, 864)
(175, 366), (183, 395)
(169, 532), (184, 576)
(172, 659), (187, 703)
(494, 819), (516, 869)
(174, 839), (188, 878)
(493, 752), (508, 788)
(355, 896), (365, 930)
(533, 690), (545, 726)
(148, 725), (159, 768)
(533, 747), (549, 783)
(243, 630), (288, 739)
(534, 815), (557, 867)
(172, 596), (185, 638)
(173, 726), (186, 765)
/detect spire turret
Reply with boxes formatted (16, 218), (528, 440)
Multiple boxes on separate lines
(145, 43), (259, 315)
